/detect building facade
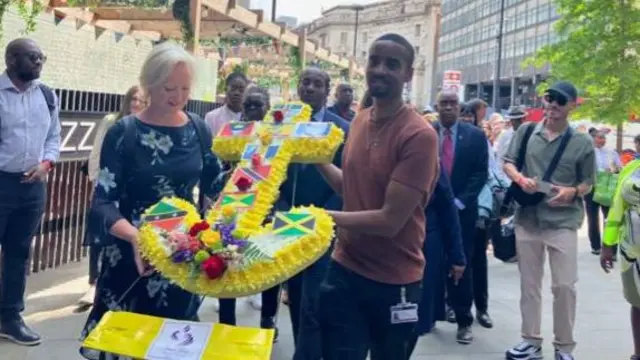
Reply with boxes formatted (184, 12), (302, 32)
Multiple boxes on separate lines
(435, 0), (560, 109)
(305, 0), (441, 107)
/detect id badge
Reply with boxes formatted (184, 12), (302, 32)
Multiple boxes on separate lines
(390, 286), (418, 324)
(390, 303), (418, 324)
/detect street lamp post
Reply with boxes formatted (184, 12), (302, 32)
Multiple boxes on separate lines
(271, 0), (276, 22)
(352, 5), (364, 57)
(492, 0), (506, 111)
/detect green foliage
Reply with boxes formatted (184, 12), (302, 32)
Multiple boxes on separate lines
(171, 0), (193, 43)
(524, 0), (640, 124)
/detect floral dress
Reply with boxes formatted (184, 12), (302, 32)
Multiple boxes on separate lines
(79, 116), (221, 360)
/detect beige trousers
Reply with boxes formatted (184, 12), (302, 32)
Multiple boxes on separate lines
(515, 222), (578, 353)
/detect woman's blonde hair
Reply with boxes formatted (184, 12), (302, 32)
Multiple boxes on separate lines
(139, 42), (195, 92)
(115, 85), (142, 120)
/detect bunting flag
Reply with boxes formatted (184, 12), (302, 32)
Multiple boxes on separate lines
(94, 26), (106, 40)
(75, 18), (86, 30)
(114, 32), (125, 43)
(53, 11), (65, 26)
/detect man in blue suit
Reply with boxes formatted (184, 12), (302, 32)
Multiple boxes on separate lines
(433, 91), (488, 344)
(278, 67), (349, 360)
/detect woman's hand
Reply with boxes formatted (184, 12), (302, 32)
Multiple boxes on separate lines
(129, 232), (154, 277)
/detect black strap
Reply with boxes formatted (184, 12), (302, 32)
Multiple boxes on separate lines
(515, 123), (536, 171)
(38, 84), (56, 115)
(542, 127), (573, 182)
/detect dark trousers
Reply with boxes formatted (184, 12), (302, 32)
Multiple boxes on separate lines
(88, 246), (101, 285)
(585, 191), (612, 252)
(318, 260), (421, 360)
(218, 285), (281, 326)
(0, 172), (46, 323)
(447, 211), (476, 327)
(294, 248), (332, 360)
(472, 226), (489, 313)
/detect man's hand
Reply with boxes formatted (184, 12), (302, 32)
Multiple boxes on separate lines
(517, 175), (538, 194)
(21, 162), (50, 183)
(600, 245), (615, 273)
(547, 185), (577, 207)
(449, 265), (466, 285)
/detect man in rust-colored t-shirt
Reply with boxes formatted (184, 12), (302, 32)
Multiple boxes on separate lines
(315, 33), (439, 360)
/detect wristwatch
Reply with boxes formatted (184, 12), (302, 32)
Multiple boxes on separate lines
(42, 160), (55, 172)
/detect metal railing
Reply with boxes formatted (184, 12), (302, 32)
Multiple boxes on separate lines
(8, 88), (220, 274)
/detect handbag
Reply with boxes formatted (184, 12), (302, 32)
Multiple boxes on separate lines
(501, 124), (574, 213)
(491, 216), (517, 262)
(593, 171), (619, 207)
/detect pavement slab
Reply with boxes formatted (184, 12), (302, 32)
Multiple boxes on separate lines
(0, 228), (634, 359)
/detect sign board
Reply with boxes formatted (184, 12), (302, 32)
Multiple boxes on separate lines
(442, 70), (465, 101)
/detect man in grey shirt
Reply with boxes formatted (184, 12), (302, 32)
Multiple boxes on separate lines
(0, 38), (60, 346)
(502, 81), (595, 360)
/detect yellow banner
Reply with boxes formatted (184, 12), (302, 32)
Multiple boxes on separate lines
(82, 311), (274, 360)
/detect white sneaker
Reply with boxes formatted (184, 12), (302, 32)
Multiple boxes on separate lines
(505, 341), (543, 360)
(555, 350), (574, 360)
(249, 294), (262, 310)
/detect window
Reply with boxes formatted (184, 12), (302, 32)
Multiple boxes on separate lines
(415, 24), (422, 37)
(363, 32), (368, 44)
(537, 4), (550, 22)
(400, 4), (405, 13)
(340, 32), (348, 44)
(415, 46), (420, 55)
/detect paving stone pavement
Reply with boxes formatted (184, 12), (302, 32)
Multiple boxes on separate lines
(0, 229), (633, 359)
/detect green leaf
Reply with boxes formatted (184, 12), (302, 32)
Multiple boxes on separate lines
(524, 0), (640, 126)
(242, 242), (273, 265)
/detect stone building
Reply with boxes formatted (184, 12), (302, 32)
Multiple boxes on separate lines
(304, 0), (441, 107)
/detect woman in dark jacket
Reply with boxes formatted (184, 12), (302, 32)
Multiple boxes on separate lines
(407, 162), (467, 358)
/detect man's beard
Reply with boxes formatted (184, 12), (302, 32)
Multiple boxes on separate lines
(17, 70), (39, 82)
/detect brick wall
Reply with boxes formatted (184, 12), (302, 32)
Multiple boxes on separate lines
(0, 8), (217, 100)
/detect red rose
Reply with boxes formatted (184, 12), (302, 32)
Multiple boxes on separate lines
(273, 110), (284, 123)
(189, 220), (210, 237)
(235, 176), (253, 192)
(251, 153), (262, 168)
(201, 255), (226, 279)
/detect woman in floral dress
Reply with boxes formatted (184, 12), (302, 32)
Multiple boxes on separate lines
(79, 43), (221, 360)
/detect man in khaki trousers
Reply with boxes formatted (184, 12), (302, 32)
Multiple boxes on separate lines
(502, 81), (596, 360)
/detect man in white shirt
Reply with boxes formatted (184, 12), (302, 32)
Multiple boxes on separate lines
(495, 106), (527, 174)
(204, 72), (247, 136)
(586, 130), (621, 255)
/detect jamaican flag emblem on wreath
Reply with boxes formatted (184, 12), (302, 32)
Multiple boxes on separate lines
(218, 191), (257, 209)
(272, 212), (316, 237)
(142, 200), (188, 233)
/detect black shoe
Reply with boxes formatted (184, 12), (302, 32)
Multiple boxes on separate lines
(591, 249), (601, 255)
(260, 317), (279, 343)
(446, 308), (456, 323)
(0, 319), (41, 346)
(456, 326), (473, 344)
(476, 312), (493, 328)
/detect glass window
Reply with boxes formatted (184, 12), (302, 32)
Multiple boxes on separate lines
(538, 4), (550, 22)
(340, 32), (348, 44)
(525, 37), (536, 54)
(415, 24), (422, 37)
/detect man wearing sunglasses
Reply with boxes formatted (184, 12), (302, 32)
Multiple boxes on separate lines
(0, 38), (60, 346)
(502, 81), (595, 360)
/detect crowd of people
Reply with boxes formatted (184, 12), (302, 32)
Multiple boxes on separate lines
(1, 32), (639, 360)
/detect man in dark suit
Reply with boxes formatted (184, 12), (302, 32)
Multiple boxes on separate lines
(327, 83), (356, 121)
(434, 91), (488, 344)
(279, 67), (349, 360)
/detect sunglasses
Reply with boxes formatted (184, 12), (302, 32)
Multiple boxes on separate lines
(544, 92), (568, 106)
(17, 52), (47, 64)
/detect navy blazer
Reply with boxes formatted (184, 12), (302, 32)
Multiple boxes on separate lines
(433, 121), (488, 212)
(278, 110), (349, 210)
(426, 165), (466, 266)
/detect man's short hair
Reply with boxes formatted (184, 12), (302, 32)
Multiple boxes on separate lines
(226, 72), (248, 86)
(634, 134), (640, 144)
(244, 85), (270, 104)
(466, 98), (488, 111)
(373, 33), (415, 66)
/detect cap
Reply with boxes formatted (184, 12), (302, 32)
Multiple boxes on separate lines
(545, 81), (578, 102)
(505, 105), (527, 120)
